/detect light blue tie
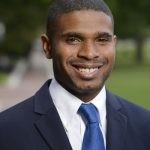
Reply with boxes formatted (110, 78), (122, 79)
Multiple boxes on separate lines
(78, 103), (105, 150)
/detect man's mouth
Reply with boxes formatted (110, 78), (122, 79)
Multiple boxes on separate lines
(78, 67), (99, 73)
(71, 63), (103, 79)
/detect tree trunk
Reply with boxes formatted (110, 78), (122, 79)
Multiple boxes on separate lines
(135, 36), (144, 64)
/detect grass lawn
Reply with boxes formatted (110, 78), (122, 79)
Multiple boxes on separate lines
(106, 65), (150, 109)
(0, 72), (8, 84)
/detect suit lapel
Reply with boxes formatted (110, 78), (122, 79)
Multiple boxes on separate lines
(106, 91), (127, 150)
(34, 80), (72, 150)
(35, 107), (72, 150)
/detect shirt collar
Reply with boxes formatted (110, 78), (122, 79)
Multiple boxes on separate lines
(49, 78), (106, 127)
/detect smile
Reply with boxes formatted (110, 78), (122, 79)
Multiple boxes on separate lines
(72, 64), (103, 79)
(78, 67), (99, 73)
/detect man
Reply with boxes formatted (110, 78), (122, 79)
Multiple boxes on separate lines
(0, 0), (150, 150)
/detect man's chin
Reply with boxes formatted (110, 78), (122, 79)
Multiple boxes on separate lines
(70, 84), (103, 100)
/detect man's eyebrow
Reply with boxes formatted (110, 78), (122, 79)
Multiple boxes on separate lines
(96, 32), (113, 38)
(61, 32), (82, 38)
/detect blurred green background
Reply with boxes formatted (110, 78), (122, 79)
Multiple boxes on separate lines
(0, 0), (150, 109)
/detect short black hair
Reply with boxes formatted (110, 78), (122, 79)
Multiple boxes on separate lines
(46, 0), (114, 39)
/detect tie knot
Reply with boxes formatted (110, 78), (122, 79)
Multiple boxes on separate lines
(78, 103), (99, 124)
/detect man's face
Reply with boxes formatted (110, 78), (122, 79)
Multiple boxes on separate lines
(42, 10), (116, 102)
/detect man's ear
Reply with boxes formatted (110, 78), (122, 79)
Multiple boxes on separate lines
(113, 35), (117, 45)
(41, 34), (52, 59)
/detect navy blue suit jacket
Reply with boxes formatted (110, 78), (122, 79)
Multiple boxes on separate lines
(0, 80), (150, 150)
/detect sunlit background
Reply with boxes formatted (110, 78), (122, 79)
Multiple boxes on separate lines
(0, 0), (150, 111)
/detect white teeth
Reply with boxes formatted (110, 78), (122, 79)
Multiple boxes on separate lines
(79, 68), (98, 73)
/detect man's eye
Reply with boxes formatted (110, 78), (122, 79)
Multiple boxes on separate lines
(96, 38), (109, 43)
(66, 37), (80, 44)
(96, 36), (112, 44)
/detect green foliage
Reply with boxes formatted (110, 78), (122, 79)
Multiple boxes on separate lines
(0, 0), (52, 58)
(105, 0), (150, 38)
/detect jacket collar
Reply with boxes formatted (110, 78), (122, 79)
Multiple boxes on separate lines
(34, 79), (72, 150)
(106, 90), (127, 150)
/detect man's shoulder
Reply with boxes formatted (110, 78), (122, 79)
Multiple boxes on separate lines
(0, 96), (39, 144)
(0, 96), (35, 123)
(117, 94), (150, 115)
(0, 79), (52, 120)
(108, 91), (150, 123)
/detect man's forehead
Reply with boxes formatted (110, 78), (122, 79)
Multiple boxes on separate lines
(57, 9), (111, 20)
(55, 10), (113, 33)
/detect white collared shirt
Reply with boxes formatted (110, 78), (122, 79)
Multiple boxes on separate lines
(49, 78), (107, 150)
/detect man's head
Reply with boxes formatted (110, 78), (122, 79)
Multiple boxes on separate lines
(41, 0), (116, 102)
(46, 0), (114, 39)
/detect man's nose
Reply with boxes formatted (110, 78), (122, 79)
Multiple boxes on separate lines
(77, 41), (99, 60)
